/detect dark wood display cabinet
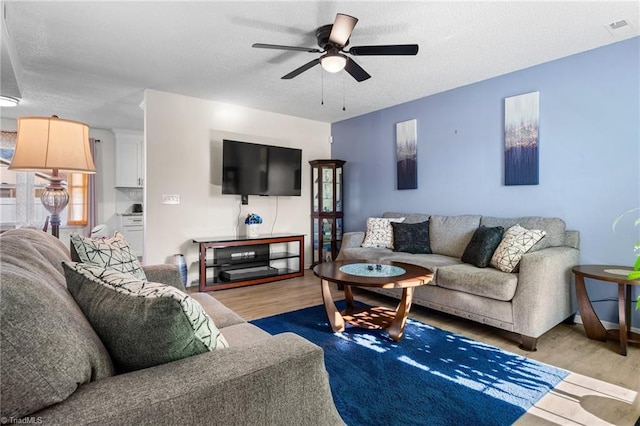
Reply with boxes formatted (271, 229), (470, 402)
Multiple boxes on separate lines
(310, 159), (345, 267)
(193, 234), (304, 291)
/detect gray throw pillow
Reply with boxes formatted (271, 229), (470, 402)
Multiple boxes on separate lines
(70, 232), (147, 281)
(63, 262), (228, 372)
(461, 226), (505, 268)
(391, 221), (431, 254)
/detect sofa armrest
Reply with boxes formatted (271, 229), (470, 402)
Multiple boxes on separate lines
(341, 231), (365, 248)
(335, 231), (365, 261)
(142, 264), (186, 291)
(565, 230), (580, 249)
(512, 246), (580, 338)
(34, 333), (344, 425)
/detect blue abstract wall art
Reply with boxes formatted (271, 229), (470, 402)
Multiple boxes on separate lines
(396, 119), (418, 190)
(504, 91), (539, 186)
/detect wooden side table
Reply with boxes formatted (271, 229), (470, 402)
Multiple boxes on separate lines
(572, 265), (640, 356)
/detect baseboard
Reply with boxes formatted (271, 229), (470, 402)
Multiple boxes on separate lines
(574, 314), (640, 334)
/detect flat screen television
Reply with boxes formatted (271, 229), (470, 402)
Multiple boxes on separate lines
(222, 139), (302, 197)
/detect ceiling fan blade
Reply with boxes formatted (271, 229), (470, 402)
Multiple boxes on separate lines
(282, 58), (321, 79)
(344, 58), (371, 82)
(252, 43), (322, 53)
(329, 13), (358, 46)
(348, 44), (419, 56)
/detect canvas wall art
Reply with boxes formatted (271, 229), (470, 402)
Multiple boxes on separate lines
(396, 119), (417, 190)
(504, 91), (539, 185)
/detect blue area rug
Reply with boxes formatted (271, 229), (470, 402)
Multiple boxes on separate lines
(251, 302), (568, 426)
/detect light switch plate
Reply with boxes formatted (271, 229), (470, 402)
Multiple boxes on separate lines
(162, 194), (180, 205)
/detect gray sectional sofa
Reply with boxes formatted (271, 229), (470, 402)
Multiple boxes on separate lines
(336, 212), (580, 350)
(0, 228), (344, 425)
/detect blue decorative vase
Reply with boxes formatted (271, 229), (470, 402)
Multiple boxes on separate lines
(170, 254), (188, 285)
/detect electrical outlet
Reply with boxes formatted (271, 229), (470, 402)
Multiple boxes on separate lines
(162, 194), (180, 205)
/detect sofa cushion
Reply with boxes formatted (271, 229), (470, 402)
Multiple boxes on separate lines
(490, 225), (546, 273)
(461, 226), (505, 268)
(480, 216), (565, 251)
(63, 262), (228, 373)
(70, 232), (147, 281)
(381, 253), (462, 277)
(190, 292), (246, 329)
(391, 221), (431, 254)
(220, 323), (272, 346)
(383, 211), (430, 224)
(361, 217), (405, 249)
(436, 264), (519, 302)
(0, 229), (114, 419)
(429, 215), (481, 258)
(339, 246), (393, 262)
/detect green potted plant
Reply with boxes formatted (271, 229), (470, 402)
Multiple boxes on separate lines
(612, 207), (640, 308)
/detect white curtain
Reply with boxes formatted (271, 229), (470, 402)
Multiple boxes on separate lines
(0, 131), (40, 229)
(86, 138), (98, 235)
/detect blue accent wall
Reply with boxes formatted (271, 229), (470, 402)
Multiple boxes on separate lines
(332, 37), (640, 326)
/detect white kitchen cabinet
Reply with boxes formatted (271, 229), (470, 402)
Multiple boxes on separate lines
(115, 131), (144, 188)
(120, 214), (144, 257)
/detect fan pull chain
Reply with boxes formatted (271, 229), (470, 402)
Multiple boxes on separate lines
(321, 70), (324, 106)
(342, 73), (346, 111)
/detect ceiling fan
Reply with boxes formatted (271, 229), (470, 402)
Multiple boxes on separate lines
(252, 13), (419, 82)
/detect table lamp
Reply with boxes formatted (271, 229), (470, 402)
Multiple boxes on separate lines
(8, 115), (96, 238)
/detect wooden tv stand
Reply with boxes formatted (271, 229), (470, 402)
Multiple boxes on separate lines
(193, 234), (304, 291)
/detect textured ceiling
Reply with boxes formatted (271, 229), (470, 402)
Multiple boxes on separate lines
(1, 1), (638, 131)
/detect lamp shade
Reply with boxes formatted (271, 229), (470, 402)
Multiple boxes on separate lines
(9, 116), (96, 173)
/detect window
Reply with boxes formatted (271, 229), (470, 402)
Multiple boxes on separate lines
(66, 173), (88, 226)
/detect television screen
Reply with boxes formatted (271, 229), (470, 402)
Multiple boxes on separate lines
(222, 140), (302, 197)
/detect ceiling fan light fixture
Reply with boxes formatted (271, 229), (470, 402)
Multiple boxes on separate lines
(320, 53), (347, 73)
(0, 96), (20, 107)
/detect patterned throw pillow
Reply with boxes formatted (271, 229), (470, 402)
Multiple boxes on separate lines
(391, 221), (431, 254)
(361, 217), (405, 249)
(461, 226), (505, 268)
(70, 232), (146, 281)
(490, 225), (546, 273)
(63, 262), (228, 372)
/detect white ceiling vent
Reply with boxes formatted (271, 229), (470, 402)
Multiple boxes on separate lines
(605, 19), (635, 37)
(609, 20), (628, 30)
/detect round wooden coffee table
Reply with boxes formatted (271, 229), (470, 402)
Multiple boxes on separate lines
(313, 260), (434, 341)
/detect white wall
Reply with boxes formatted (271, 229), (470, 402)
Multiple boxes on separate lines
(91, 129), (118, 233)
(144, 89), (331, 285)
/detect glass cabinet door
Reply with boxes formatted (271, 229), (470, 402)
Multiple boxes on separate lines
(313, 217), (320, 262)
(321, 167), (334, 213)
(313, 167), (319, 213)
(309, 159), (345, 267)
(336, 167), (342, 212)
(322, 218), (334, 261)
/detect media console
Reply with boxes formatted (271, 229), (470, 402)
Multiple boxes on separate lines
(193, 234), (305, 291)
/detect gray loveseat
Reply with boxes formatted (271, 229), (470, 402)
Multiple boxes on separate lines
(0, 228), (343, 425)
(336, 213), (580, 350)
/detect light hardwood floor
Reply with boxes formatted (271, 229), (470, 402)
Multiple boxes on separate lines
(195, 271), (640, 425)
